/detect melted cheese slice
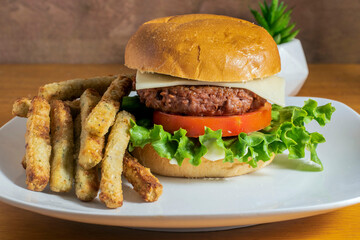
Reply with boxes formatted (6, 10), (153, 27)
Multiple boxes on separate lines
(136, 71), (285, 106)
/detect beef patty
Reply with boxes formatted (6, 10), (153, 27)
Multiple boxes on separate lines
(137, 85), (266, 116)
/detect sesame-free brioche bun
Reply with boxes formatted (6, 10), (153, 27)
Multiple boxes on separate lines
(131, 144), (274, 178)
(125, 14), (280, 82)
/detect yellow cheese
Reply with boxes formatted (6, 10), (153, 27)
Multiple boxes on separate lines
(136, 71), (285, 106)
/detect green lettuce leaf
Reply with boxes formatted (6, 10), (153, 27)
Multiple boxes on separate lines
(128, 99), (335, 171)
(122, 96), (153, 128)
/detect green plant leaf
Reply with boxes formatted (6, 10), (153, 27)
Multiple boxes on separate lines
(279, 23), (296, 38)
(272, 9), (292, 34)
(250, 9), (271, 32)
(259, 2), (268, 20)
(263, 0), (269, 12)
(281, 29), (300, 43)
(274, 2), (287, 22)
(249, 0), (300, 43)
(273, 34), (282, 44)
(269, 0), (279, 24)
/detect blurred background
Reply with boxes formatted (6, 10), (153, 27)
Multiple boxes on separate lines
(1, 0), (359, 64)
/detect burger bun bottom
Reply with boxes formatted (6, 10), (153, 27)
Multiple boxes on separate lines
(131, 144), (275, 178)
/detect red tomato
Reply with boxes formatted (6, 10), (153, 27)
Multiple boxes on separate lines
(153, 102), (272, 137)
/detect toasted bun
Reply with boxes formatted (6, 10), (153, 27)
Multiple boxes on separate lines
(125, 14), (280, 82)
(131, 144), (274, 178)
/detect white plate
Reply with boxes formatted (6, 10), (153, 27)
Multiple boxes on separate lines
(0, 97), (359, 231)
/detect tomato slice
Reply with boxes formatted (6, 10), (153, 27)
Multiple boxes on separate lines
(153, 102), (272, 137)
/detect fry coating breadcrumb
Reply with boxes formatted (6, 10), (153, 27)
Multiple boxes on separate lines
(38, 75), (118, 101)
(73, 114), (81, 153)
(74, 113), (100, 202)
(25, 97), (51, 191)
(49, 100), (74, 192)
(13, 97), (80, 118)
(64, 99), (80, 116)
(85, 76), (132, 137)
(123, 152), (163, 202)
(22, 155), (27, 169)
(12, 97), (31, 117)
(78, 89), (105, 170)
(99, 111), (134, 208)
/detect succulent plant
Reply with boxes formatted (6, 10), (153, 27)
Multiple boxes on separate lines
(250, 0), (300, 44)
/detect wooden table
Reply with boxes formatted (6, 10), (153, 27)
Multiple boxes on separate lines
(0, 64), (359, 239)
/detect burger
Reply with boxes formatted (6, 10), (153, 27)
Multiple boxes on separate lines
(123, 14), (334, 178)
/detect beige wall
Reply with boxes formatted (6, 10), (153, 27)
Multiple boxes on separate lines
(0, 0), (359, 64)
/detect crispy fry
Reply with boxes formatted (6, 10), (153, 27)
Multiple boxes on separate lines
(22, 155), (27, 169)
(38, 75), (119, 101)
(25, 97), (51, 191)
(99, 111), (134, 208)
(12, 97), (31, 117)
(85, 76), (132, 137)
(12, 97), (80, 118)
(73, 114), (81, 154)
(78, 89), (105, 168)
(64, 99), (80, 116)
(73, 113), (100, 202)
(49, 100), (74, 192)
(123, 151), (163, 202)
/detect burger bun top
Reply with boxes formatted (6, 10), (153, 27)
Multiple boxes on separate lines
(125, 14), (281, 82)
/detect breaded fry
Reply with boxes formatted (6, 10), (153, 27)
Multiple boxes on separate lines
(78, 89), (105, 169)
(99, 111), (134, 208)
(123, 151), (163, 202)
(25, 97), (51, 191)
(12, 97), (80, 118)
(85, 76), (132, 137)
(73, 114), (81, 154)
(49, 100), (74, 192)
(38, 75), (119, 101)
(22, 155), (27, 169)
(73, 113), (100, 202)
(12, 97), (31, 117)
(64, 99), (80, 116)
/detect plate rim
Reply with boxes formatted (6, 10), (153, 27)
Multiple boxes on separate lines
(1, 192), (359, 228)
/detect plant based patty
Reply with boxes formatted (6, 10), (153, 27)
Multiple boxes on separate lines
(137, 85), (267, 116)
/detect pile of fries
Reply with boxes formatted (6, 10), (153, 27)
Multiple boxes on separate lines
(12, 74), (163, 209)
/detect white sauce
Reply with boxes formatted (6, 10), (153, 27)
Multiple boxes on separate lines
(202, 139), (225, 161)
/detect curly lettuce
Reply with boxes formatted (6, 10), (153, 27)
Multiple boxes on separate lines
(127, 98), (335, 171)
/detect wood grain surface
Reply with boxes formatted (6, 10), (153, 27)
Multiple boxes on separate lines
(1, 0), (359, 64)
(0, 64), (359, 239)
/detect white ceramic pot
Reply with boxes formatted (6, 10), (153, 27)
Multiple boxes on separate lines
(277, 39), (309, 96)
